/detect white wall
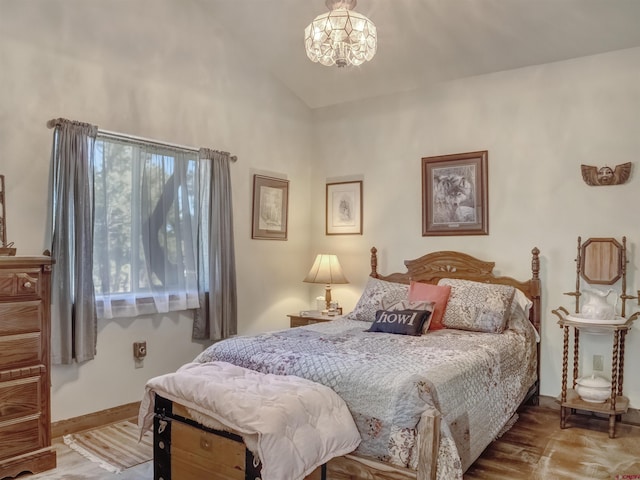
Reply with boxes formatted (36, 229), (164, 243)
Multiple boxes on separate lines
(2, 0), (640, 421)
(310, 47), (640, 407)
(0, 0), (314, 421)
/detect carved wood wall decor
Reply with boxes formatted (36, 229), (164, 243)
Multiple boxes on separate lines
(581, 162), (631, 186)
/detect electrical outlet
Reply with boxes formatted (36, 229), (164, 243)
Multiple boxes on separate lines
(133, 341), (147, 359)
(593, 354), (604, 372)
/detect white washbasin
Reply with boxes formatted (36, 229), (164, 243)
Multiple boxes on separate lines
(566, 313), (627, 325)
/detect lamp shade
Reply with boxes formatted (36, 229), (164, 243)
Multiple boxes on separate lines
(303, 254), (349, 285)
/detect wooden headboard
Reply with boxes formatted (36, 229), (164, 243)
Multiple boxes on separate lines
(369, 246), (542, 334)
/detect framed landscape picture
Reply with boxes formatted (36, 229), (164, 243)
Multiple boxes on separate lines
(251, 174), (289, 240)
(326, 180), (362, 235)
(422, 151), (488, 236)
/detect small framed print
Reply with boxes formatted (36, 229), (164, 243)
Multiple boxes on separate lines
(422, 150), (488, 236)
(326, 180), (362, 235)
(251, 174), (289, 240)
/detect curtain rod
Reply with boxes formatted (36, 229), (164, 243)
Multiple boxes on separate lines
(46, 119), (237, 162)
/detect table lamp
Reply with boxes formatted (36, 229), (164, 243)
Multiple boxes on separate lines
(303, 254), (349, 311)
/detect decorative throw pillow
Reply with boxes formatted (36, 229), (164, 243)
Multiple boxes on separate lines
(438, 278), (516, 333)
(408, 281), (452, 330)
(345, 277), (409, 322)
(367, 309), (432, 336)
(387, 300), (435, 333)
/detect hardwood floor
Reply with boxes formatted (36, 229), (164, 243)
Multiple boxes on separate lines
(12, 405), (640, 480)
(465, 405), (640, 479)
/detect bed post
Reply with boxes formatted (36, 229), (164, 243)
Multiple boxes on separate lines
(416, 409), (441, 480)
(370, 246), (379, 278)
(531, 247), (541, 405)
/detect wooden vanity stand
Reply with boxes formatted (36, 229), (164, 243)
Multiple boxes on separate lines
(551, 236), (639, 438)
(555, 310), (635, 438)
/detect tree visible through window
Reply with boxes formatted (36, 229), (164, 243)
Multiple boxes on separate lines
(92, 137), (200, 319)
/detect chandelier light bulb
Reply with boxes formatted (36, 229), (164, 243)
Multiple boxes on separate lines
(304, 0), (377, 68)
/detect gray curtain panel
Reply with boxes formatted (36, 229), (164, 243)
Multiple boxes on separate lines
(193, 149), (237, 340)
(49, 118), (98, 364)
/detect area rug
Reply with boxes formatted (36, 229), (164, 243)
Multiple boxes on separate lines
(63, 420), (152, 474)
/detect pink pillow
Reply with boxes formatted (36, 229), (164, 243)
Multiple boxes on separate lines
(408, 281), (451, 330)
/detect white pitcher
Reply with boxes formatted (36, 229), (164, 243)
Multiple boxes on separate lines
(581, 288), (617, 320)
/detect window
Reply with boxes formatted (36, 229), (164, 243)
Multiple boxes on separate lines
(92, 136), (202, 319)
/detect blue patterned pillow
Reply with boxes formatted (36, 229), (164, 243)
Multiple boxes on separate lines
(438, 278), (515, 333)
(367, 309), (432, 336)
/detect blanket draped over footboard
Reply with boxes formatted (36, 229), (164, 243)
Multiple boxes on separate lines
(195, 316), (537, 479)
(139, 361), (361, 480)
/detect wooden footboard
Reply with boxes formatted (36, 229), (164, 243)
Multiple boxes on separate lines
(153, 395), (439, 480)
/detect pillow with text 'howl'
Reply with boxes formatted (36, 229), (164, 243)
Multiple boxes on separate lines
(408, 281), (452, 330)
(387, 300), (435, 334)
(367, 309), (432, 336)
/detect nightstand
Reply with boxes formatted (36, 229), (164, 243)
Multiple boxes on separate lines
(288, 312), (335, 328)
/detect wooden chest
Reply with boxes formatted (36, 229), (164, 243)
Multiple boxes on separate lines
(0, 256), (56, 479)
(154, 395), (325, 480)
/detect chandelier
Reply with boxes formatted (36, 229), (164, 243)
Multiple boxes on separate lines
(304, 0), (377, 68)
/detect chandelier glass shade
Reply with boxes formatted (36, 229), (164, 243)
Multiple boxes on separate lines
(304, 0), (377, 68)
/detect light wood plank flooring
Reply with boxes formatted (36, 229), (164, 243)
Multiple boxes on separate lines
(13, 405), (640, 480)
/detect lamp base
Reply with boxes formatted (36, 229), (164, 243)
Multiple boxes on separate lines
(325, 285), (332, 311)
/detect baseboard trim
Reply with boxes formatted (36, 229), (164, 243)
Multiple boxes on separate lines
(539, 394), (640, 426)
(51, 401), (141, 439)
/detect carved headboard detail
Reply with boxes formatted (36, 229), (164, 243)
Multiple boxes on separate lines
(369, 246), (542, 334)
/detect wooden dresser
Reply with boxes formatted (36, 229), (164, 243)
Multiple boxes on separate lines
(0, 256), (56, 478)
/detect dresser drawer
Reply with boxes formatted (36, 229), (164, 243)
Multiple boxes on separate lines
(0, 416), (42, 461)
(0, 268), (42, 298)
(0, 376), (41, 422)
(0, 333), (41, 370)
(0, 301), (41, 336)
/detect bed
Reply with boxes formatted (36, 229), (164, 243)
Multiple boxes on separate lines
(141, 246), (541, 480)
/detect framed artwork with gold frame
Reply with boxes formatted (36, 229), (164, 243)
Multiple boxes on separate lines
(251, 174), (289, 240)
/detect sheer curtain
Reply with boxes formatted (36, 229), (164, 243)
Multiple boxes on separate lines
(193, 149), (237, 340)
(49, 118), (237, 359)
(93, 140), (200, 319)
(49, 118), (98, 364)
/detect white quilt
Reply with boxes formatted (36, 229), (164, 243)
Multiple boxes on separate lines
(139, 361), (361, 480)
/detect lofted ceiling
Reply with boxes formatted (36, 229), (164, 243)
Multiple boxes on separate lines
(202, 0), (640, 109)
(3, 0), (640, 110)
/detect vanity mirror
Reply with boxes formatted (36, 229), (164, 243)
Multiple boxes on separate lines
(580, 237), (623, 285)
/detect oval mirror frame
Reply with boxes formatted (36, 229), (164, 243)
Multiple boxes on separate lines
(580, 237), (623, 285)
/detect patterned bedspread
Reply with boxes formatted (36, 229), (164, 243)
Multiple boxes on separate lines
(196, 314), (537, 478)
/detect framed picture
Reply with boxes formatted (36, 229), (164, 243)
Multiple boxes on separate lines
(422, 150), (488, 236)
(326, 180), (362, 235)
(251, 174), (289, 240)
